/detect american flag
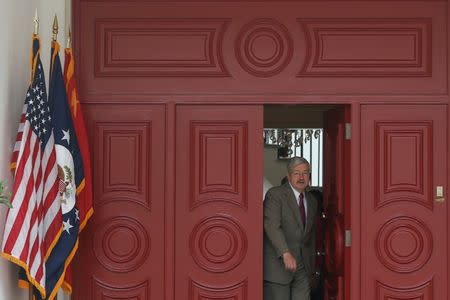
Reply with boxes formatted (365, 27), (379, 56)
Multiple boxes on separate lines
(2, 36), (62, 299)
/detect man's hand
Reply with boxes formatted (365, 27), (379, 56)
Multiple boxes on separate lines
(282, 252), (297, 272)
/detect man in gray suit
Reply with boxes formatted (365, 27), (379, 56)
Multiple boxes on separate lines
(264, 157), (318, 300)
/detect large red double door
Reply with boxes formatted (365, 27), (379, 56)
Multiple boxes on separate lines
(73, 104), (264, 300)
(73, 103), (447, 300)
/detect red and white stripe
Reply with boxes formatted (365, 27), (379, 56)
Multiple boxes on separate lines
(2, 108), (61, 293)
(10, 104), (27, 172)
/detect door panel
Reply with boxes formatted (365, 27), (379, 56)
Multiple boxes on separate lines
(323, 107), (350, 300)
(361, 105), (447, 300)
(175, 105), (263, 300)
(73, 104), (165, 300)
(76, 1), (447, 100)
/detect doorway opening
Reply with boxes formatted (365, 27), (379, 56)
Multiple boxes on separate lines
(263, 104), (351, 300)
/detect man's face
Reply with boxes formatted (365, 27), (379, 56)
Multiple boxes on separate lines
(287, 163), (310, 192)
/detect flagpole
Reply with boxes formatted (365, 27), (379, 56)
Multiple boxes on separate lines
(67, 27), (71, 49)
(51, 14), (59, 300)
(31, 9), (39, 85)
(33, 9), (38, 35)
(30, 11), (38, 300)
(52, 14), (58, 42)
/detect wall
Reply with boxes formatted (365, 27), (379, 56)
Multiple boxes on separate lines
(264, 146), (288, 189)
(264, 104), (335, 128)
(0, 0), (70, 299)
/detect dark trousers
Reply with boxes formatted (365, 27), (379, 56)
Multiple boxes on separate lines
(310, 273), (324, 300)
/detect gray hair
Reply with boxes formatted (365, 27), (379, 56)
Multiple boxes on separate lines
(286, 157), (311, 174)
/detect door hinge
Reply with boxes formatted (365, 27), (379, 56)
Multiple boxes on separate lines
(345, 123), (351, 140)
(345, 230), (351, 247)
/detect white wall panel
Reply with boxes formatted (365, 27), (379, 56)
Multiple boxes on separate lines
(0, 0), (69, 299)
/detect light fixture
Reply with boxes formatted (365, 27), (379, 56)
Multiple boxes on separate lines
(263, 128), (322, 159)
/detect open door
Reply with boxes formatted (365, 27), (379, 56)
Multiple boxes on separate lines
(322, 107), (351, 300)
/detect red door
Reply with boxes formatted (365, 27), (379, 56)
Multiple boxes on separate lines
(73, 104), (166, 300)
(361, 105), (447, 300)
(175, 105), (263, 300)
(323, 107), (351, 300)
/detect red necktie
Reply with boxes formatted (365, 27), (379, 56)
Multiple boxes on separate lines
(299, 193), (306, 227)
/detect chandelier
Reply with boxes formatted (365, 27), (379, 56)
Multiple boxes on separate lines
(263, 128), (322, 159)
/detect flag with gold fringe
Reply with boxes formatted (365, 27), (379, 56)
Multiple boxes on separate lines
(2, 34), (62, 300)
(60, 45), (94, 294)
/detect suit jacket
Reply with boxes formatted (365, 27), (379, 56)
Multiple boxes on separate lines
(263, 183), (318, 284)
